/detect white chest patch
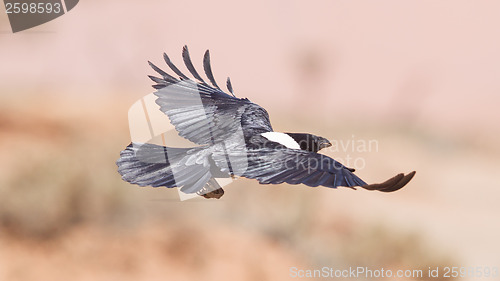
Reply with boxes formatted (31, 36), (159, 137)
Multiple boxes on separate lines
(261, 132), (301, 149)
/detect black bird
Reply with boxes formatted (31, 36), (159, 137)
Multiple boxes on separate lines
(117, 46), (415, 199)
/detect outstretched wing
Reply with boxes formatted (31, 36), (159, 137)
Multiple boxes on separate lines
(216, 145), (415, 192)
(148, 46), (273, 145)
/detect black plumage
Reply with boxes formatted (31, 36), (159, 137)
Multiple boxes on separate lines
(117, 46), (415, 199)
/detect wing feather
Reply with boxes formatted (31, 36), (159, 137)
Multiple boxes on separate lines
(215, 143), (414, 192)
(163, 52), (189, 80)
(203, 50), (221, 89)
(149, 47), (273, 145)
(182, 45), (207, 84)
(226, 77), (235, 96)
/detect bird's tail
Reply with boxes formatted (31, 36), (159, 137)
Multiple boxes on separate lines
(116, 142), (213, 194)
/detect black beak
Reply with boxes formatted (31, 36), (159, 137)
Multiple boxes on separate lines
(319, 140), (332, 150)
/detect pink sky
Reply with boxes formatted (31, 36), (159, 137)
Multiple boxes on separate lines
(1, 0), (499, 134)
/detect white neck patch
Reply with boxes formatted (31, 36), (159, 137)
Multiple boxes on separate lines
(261, 132), (300, 149)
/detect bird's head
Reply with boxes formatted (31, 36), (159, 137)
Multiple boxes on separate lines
(315, 136), (333, 151)
(285, 133), (332, 153)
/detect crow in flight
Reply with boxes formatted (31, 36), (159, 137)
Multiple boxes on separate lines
(117, 46), (415, 199)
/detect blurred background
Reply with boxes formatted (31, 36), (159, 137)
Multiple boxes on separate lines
(1, 1), (499, 280)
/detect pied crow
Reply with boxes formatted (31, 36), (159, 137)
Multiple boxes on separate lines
(117, 46), (415, 199)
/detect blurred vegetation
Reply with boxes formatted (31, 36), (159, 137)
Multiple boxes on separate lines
(0, 95), (458, 280)
(0, 96), (135, 239)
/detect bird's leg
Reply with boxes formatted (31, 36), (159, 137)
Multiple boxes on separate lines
(198, 177), (225, 199)
(201, 188), (224, 199)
